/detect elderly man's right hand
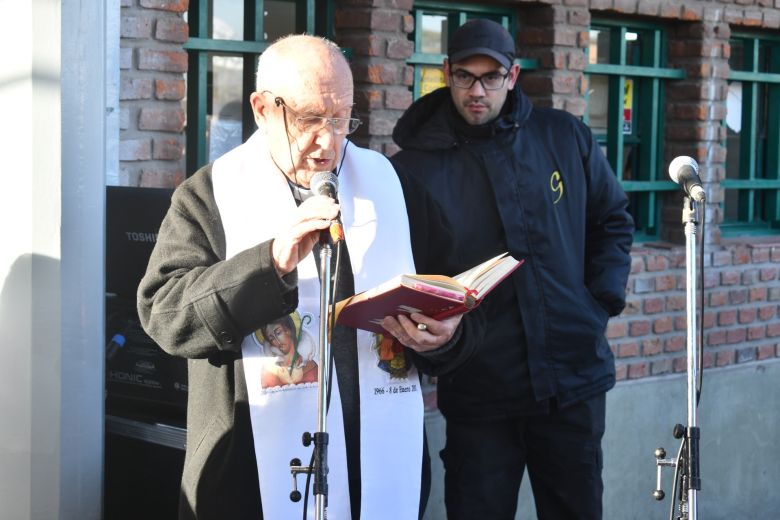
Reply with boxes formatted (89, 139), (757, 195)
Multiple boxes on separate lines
(271, 195), (341, 275)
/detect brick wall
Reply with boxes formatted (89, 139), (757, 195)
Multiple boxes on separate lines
(610, 243), (780, 381)
(115, 0), (780, 406)
(119, 0), (188, 188)
(334, 0), (415, 155)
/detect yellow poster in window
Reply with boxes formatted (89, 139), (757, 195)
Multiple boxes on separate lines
(420, 67), (445, 97)
(623, 79), (633, 134)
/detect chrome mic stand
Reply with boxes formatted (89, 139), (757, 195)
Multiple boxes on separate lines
(290, 240), (333, 520)
(653, 196), (701, 520)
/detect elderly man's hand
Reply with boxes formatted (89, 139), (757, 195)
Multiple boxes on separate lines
(272, 195), (340, 275)
(380, 312), (463, 353)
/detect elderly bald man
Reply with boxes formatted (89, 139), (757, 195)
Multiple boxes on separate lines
(138, 34), (484, 520)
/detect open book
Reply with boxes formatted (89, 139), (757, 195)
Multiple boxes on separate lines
(335, 252), (523, 334)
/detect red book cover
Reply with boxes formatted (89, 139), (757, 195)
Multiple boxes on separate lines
(335, 253), (523, 334)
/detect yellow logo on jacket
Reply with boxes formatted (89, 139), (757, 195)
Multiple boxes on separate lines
(550, 171), (564, 204)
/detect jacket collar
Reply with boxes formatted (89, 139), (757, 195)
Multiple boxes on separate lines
(392, 85), (533, 152)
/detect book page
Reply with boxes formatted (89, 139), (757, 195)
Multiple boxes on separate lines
(454, 252), (509, 288)
(401, 275), (465, 302)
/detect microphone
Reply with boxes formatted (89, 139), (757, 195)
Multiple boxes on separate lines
(669, 156), (705, 202)
(310, 171), (344, 243)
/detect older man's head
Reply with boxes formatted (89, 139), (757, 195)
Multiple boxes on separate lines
(250, 35), (358, 188)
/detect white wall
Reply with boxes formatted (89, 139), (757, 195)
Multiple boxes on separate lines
(0, 0), (115, 518)
(423, 360), (780, 520)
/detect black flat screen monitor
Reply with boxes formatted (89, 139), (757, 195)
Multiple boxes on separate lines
(106, 186), (173, 299)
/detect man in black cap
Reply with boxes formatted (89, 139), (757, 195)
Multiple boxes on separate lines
(390, 18), (634, 519)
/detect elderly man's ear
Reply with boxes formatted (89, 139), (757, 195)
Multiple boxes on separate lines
(250, 91), (269, 130)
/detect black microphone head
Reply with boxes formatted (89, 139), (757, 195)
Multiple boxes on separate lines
(668, 156), (699, 184)
(310, 171), (338, 199)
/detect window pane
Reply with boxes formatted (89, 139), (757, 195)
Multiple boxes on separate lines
(625, 31), (641, 66)
(265, 0), (297, 41)
(587, 74), (609, 134)
(588, 29), (610, 65)
(731, 40), (745, 71)
(421, 14), (448, 54)
(208, 54), (244, 162)
(212, 0), (243, 40)
(420, 67), (445, 97)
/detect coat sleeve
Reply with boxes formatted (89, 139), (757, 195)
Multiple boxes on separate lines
(579, 122), (635, 316)
(137, 168), (298, 359)
(392, 160), (486, 375)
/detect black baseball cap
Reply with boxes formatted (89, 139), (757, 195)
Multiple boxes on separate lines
(448, 19), (516, 69)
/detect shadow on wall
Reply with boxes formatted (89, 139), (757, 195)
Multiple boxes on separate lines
(0, 253), (61, 519)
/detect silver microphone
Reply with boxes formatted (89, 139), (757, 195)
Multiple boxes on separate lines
(668, 156), (705, 202)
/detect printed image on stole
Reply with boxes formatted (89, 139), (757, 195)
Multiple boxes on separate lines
(213, 132), (423, 519)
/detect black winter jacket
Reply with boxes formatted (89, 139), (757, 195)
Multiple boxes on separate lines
(391, 86), (634, 418)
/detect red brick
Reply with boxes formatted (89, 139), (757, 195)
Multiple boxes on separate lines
(628, 362), (649, 379)
(655, 274), (676, 291)
(139, 108), (185, 132)
(666, 295), (686, 311)
(121, 16), (153, 39)
(720, 270), (740, 285)
(642, 338), (662, 356)
(712, 250), (732, 266)
(716, 349), (735, 367)
(748, 325), (766, 341)
(120, 77), (153, 100)
(119, 138), (152, 161)
(674, 316), (687, 331)
(152, 138), (183, 160)
(707, 330), (727, 346)
(630, 256), (644, 274)
(759, 305), (776, 321)
(750, 287), (768, 302)
(629, 320), (651, 337)
(665, 335), (686, 353)
(726, 328), (747, 344)
(155, 17), (189, 43)
(651, 358), (673, 376)
(739, 308), (757, 324)
(703, 351), (715, 369)
(385, 88), (412, 110)
(155, 78), (185, 100)
(366, 113), (395, 136)
(768, 323), (780, 337)
(139, 168), (184, 188)
(643, 297), (664, 314)
(646, 255), (669, 271)
(354, 90), (383, 111)
(618, 342), (639, 358)
(139, 0), (188, 12)
(615, 364), (628, 381)
(703, 312), (716, 328)
(708, 291), (727, 307)
(729, 289), (748, 305)
(606, 321), (627, 340)
(673, 356), (687, 373)
(386, 37), (413, 60)
(757, 344), (777, 360)
(138, 49), (188, 72)
(653, 316), (674, 334)
(760, 267), (778, 281)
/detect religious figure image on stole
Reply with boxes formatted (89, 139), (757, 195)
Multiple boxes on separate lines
(254, 311), (319, 390)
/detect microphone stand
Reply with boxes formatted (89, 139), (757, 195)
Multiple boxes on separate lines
(289, 239), (332, 520)
(653, 196), (701, 520)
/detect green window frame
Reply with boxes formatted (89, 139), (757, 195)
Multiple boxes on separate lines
(183, 0), (332, 175)
(408, 2), (536, 100)
(584, 19), (684, 241)
(721, 33), (780, 236)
